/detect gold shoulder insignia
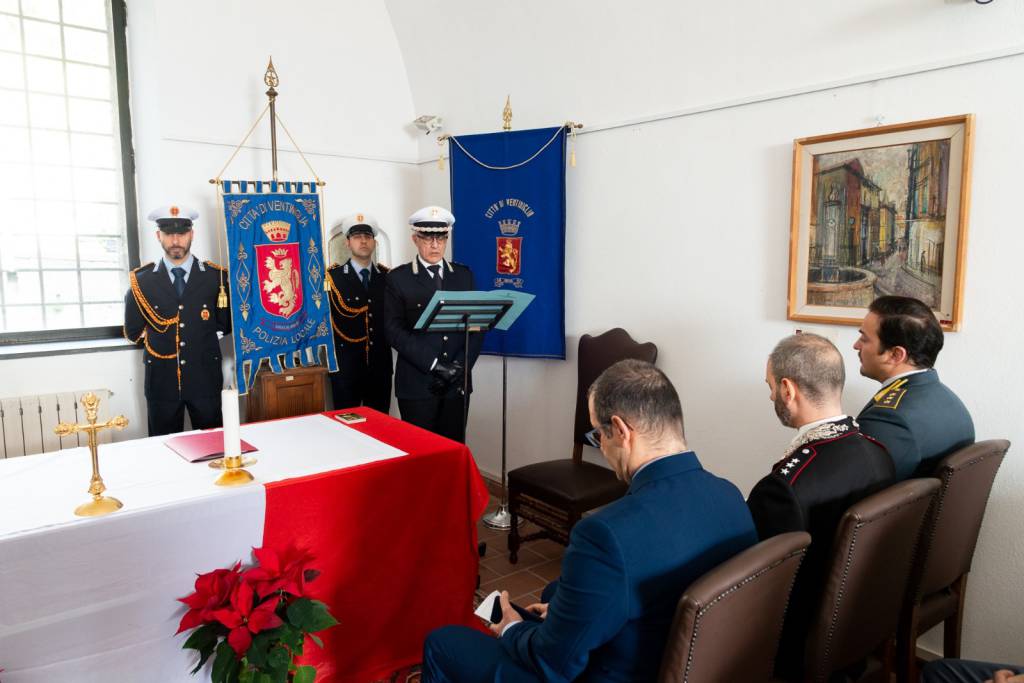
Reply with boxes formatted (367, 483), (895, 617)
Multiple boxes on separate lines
(133, 262), (154, 273)
(204, 260), (226, 272)
(873, 378), (909, 410)
(327, 262), (341, 270)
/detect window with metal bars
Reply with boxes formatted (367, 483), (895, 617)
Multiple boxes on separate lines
(0, 0), (138, 344)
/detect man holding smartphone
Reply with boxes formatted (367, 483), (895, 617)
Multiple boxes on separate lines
(421, 360), (757, 682)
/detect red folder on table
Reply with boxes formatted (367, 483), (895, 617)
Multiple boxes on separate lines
(165, 431), (258, 463)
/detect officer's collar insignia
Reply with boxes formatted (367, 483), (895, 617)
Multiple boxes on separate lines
(782, 418), (855, 459)
(872, 378), (909, 408)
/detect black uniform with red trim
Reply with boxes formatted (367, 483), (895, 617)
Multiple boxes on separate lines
(746, 416), (895, 676)
(123, 258), (231, 436)
(326, 259), (392, 413)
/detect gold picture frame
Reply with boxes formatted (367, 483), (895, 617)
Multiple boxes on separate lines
(787, 114), (974, 331)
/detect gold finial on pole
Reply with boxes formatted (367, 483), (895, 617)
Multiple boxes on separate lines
(502, 95), (513, 131)
(54, 392), (128, 517)
(265, 57), (280, 181)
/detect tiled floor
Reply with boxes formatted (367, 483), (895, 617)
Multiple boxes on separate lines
(476, 495), (565, 607)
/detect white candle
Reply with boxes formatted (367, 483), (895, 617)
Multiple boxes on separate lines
(221, 389), (241, 457)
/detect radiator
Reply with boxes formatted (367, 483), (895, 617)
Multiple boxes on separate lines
(0, 390), (114, 458)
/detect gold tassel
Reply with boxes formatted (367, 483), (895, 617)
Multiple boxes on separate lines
(570, 149), (576, 168)
(325, 276), (331, 292)
(569, 125), (578, 168)
(438, 153), (445, 171)
(438, 138), (446, 170)
(217, 285), (228, 308)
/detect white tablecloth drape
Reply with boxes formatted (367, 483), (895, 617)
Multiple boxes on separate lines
(0, 414), (406, 682)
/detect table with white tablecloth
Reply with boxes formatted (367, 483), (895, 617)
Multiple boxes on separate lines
(0, 409), (489, 683)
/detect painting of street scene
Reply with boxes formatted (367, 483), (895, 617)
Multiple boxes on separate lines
(807, 139), (950, 309)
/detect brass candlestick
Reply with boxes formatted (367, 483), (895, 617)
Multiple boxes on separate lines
(208, 453), (257, 487)
(54, 392), (128, 517)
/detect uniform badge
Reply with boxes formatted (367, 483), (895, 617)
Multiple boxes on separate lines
(201, 309), (211, 321)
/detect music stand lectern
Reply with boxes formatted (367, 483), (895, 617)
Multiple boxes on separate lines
(416, 292), (514, 442)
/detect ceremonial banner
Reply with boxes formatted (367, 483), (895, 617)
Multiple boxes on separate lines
(451, 127), (566, 359)
(222, 180), (337, 394)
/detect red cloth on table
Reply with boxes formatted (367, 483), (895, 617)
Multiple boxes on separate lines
(261, 408), (490, 682)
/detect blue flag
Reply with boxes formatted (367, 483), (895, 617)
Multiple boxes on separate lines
(450, 127), (566, 359)
(221, 181), (338, 394)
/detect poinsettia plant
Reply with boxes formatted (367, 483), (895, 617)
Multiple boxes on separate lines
(176, 545), (338, 683)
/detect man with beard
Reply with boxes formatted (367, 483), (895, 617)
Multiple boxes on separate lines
(854, 295), (974, 480)
(326, 212), (392, 413)
(747, 333), (894, 677)
(124, 205), (231, 436)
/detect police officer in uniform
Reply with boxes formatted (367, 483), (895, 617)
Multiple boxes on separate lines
(326, 213), (392, 413)
(747, 334), (894, 678)
(383, 206), (482, 442)
(853, 295), (975, 480)
(124, 206), (231, 436)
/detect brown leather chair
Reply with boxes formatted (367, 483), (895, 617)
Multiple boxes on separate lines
(896, 440), (1009, 683)
(658, 532), (811, 683)
(506, 328), (657, 563)
(797, 478), (939, 683)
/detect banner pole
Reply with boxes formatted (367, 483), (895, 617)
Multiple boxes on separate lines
(264, 58), (279, 182)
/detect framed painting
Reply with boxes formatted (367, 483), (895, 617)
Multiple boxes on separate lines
(787, 114), (974, 331)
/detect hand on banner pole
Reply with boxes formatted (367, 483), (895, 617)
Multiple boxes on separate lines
(430, 360), (464, 395)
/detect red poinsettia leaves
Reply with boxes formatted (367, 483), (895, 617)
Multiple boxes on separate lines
(247, 596), (283, 634)
(176, 563), (242, 634)
(243, 545), (316, 599)
(227, 625), (253, 656)
(210, 607), (243, 630)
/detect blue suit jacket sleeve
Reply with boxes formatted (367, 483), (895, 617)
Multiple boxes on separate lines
(857, 409), (918, 480)
(499, 517), (627, 682)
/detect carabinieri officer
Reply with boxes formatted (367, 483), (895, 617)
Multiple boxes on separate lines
(124, 205), (231, 436)
(326, 212), (392, 413)
(383, 206), (483, 442)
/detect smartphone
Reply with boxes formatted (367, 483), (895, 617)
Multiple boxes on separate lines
(474, 591), (544, 625)
(334, 412), (366, 425)
(474, 591), (503, 624)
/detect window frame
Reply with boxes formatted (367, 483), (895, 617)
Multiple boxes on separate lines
(0, 0), (139, 346)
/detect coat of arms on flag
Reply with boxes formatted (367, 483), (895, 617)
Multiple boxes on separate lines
(221, 180), (338, 394)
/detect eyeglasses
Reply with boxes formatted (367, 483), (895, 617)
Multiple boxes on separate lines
(584, 427), (603, 448)
(416, 234), (448, 245)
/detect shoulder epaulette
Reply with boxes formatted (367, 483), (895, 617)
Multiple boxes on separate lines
(133, 261), (154, 273)
(377, 263), (390, 273)
(872, 378), (910, 410)
(327, 262), (341, 270)
(204, 260), (226, 272)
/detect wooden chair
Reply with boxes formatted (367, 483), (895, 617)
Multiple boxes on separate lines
(506, 328), (657, 563)
(658, 532), (811, 683)
(896, 440), (1009, 683)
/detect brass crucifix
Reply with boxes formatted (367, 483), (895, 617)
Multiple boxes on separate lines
(54, 392), (128, 517)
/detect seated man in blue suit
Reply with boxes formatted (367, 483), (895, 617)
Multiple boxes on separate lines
(853, 295), (975, 479)
(422, 359), (758, 682)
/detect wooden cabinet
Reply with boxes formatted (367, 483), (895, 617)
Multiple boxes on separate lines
(245, 366), (327, 422)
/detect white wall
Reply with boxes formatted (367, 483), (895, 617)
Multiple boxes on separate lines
(399, 0), (1024, 663)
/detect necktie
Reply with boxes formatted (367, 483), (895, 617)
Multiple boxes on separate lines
(359, 268), (370, 290)
(428, 264), (442, 290)
(171, 267), (186, 298)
